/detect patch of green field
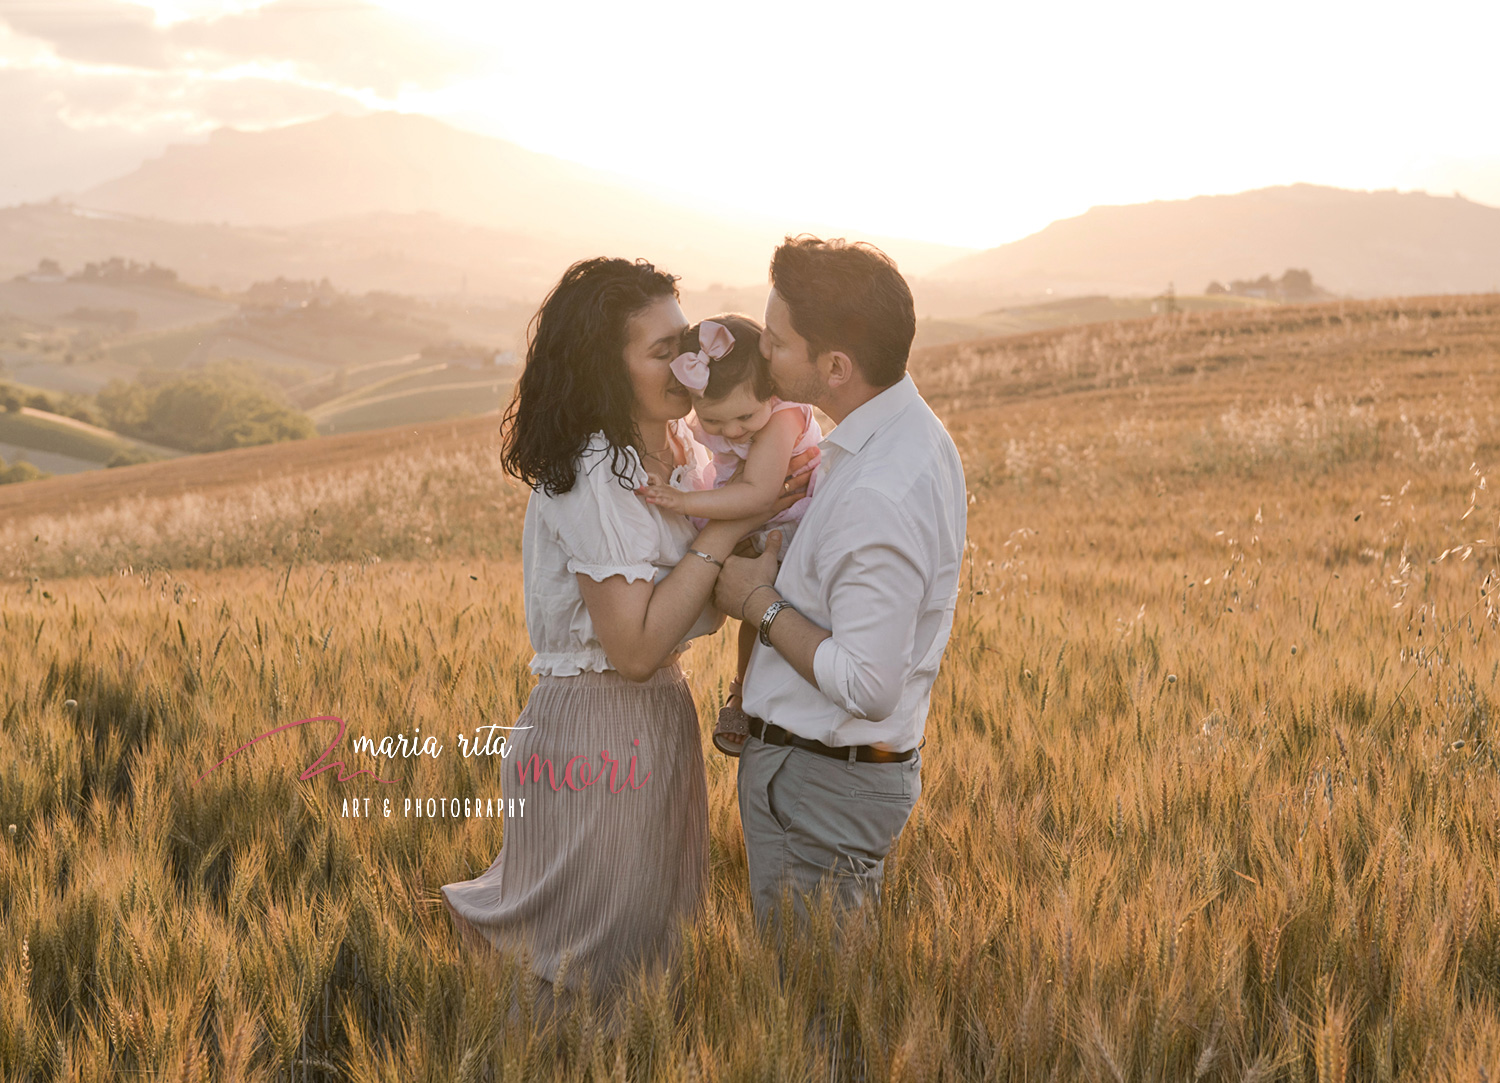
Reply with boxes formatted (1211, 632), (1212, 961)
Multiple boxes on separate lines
(306, 362), (448, 420)
(0, 441), (98, 477)
(347, 362), (511, 400)
(200, 333), (336, 376)
(104, 323), (218, 370)
(0, 409), (177, 464)
(231, 311), (436, 367)
(316, 379), (510, 435)
(5, 357), (141, 396)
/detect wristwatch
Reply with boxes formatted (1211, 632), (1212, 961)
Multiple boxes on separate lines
(758, 599), (795, 646)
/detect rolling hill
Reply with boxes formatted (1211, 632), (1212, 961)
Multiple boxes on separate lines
(933, 184), (1500, 299)
(0, 276), (233, 333)
(71, 112), (971, 289)
(5, 290), (1495, 527)
(0, 406), (180, 476)
(0, 266), (521, 471)
(0, 202), (590, 301)
(0, 410), (501, 520)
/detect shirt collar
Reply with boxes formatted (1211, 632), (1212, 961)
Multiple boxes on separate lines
(821, 373), (920, 458)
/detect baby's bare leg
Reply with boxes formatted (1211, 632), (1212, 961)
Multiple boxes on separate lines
(735, 619), (756, 689)
(713, 621), (758, 753)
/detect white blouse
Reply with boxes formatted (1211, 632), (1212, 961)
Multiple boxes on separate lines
(521, 422), (723, 676)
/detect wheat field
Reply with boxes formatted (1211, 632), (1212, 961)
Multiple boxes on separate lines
(2, 296), (1499, 1081)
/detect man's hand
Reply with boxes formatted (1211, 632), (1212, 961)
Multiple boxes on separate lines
(714, 530), (783, 621)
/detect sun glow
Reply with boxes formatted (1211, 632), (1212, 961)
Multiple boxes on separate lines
(374, 0), (1500, 246)
(5, 0), (1500, 247)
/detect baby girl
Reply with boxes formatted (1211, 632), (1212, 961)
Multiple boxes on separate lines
(636, 314), (821, 755)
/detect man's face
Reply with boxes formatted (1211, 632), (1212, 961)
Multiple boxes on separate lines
(760, 288), (826, 406)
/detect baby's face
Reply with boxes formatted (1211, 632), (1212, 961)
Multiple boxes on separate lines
(693, 383), (774, 442)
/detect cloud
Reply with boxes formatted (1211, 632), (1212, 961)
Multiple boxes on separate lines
(1, 0), (483, 96)
(2, 2), (172, 69)
(0, 62), (372, 204)
(0, 66), (171, 204)
(0, 0), (484, 202)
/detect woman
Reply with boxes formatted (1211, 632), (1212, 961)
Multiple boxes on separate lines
(441, 257), (812, 1016)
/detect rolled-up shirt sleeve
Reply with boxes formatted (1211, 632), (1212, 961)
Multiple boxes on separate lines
(809, 489), (929, 722)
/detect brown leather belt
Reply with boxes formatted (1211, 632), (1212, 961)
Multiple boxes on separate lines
(746, 716), (917, 763)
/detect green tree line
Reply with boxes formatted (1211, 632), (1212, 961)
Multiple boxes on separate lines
(96, 365), (316, 453)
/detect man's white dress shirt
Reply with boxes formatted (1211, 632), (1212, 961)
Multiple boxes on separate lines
(740, 373), (967, 752)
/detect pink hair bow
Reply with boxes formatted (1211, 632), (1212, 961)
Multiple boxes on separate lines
(669, 319), (735, 393)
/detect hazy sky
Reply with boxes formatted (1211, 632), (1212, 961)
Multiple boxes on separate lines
(2, 0), (1498, 249)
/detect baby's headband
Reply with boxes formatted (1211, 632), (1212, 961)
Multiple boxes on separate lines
(669, 320), (735, 393)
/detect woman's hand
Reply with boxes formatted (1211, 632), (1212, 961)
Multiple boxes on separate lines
(635, 479), (687, 514)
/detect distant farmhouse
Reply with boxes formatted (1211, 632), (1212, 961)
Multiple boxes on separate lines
(1206, 268), (1331, 301)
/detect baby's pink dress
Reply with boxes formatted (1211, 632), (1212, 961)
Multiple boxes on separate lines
(679, 398), (822, 552)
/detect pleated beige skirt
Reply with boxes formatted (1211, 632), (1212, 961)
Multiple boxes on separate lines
(441, 663), (708, 1002)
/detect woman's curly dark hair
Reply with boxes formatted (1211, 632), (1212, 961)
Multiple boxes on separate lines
(500, 257), (680, 495)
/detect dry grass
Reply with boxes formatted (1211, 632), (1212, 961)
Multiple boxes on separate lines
(0, 413), (506, 526)
(2, 295), (1499, 1080)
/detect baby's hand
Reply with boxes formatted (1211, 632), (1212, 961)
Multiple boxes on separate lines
(636, 480), (686, 513)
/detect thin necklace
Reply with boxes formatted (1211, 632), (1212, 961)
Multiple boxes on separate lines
(639, 432), (676, 476)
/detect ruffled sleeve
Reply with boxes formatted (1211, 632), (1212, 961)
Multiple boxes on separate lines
(542, 436), (661, 584)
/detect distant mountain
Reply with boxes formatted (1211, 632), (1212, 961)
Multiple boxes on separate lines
(933, 184), (1500, 299)
(0, 202), (579, 300)
(0, 201), (984, 319)
(73, 112), (969, 287)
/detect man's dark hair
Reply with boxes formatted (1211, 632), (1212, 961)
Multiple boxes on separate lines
(769, 235), (916, 387)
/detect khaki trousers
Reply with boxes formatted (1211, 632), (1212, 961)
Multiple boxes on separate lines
(736, 732), (922, 931)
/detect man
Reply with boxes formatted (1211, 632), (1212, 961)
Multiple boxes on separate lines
(713, 235), (968, 930)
